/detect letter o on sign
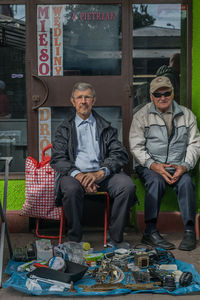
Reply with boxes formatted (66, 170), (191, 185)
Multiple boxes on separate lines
(39, 63), (50, 75)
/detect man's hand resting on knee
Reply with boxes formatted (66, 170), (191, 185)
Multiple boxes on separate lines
(75, 170), (105, 193)
(150, 162), (174, 184)
(170, 164), (187, 184)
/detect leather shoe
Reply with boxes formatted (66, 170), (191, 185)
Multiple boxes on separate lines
(178, 230), (196, 251)
(141, 231), (175, 250)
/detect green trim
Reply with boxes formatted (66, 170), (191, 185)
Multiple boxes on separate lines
(192, 0), (200, 125)
(192, 0), (200, 212)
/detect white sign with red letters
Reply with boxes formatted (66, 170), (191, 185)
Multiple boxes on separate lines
(37, 5), (51, 76)
(52, 5), (64, 76)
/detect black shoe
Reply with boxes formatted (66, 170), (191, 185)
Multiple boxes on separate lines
(141, 231), (175, 250)
(178, 230), (196, 251)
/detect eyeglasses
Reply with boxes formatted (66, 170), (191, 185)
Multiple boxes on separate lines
(74, 95), (93, 101)
(152, 91), (172, 98)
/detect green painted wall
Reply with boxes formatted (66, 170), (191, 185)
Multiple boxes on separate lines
(0, 180), (25, 210)
(192, 0), (200, 213)
(192, 0), (200, 124)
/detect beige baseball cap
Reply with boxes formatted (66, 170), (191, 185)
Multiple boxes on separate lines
(150, 76), (173, 93)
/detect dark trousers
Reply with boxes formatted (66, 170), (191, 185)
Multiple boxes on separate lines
(136, 166), (196, 228)
(60, 172), (137, 242)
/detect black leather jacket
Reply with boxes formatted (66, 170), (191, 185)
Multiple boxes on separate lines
(50, 109), (129, 204)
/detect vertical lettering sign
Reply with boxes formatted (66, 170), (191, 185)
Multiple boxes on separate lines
(52, 6), (63, 76)
(39, 107), (51, 160)
(37, 6), (51, 76)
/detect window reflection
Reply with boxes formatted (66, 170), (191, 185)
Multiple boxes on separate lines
(132, 4), (184, 109)
(93, 107), (122, 142)
(63, 5), (121, 75)
(0, 5), (27, 172)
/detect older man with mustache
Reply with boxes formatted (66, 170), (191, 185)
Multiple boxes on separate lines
(50, 82), (137, 248)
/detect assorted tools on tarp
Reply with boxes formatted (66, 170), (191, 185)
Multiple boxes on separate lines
(3, 239), (200, 296)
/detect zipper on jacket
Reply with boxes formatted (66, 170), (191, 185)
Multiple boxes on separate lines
(165, 119), (175, 164)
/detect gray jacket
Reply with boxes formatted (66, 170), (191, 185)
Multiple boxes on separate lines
(50, 109), (129, 205)
(129, 101), (200, 171)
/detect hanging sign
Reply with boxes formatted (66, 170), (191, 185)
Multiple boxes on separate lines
(37, 5), (51, 76)
(39, 107), (51, 160)
(52, 6), (64, 76)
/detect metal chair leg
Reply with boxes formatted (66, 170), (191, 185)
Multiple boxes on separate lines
(35, 208), (64, 244)
(85, 192), (110, 247)
(104, 192), (110, 247)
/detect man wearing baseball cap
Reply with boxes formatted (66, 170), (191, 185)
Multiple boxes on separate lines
(129, 76), (200, 251)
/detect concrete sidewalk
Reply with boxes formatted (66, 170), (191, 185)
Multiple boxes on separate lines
(0, 228), (200, 299)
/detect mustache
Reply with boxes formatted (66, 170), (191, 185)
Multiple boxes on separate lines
(80, 103), (89, 107)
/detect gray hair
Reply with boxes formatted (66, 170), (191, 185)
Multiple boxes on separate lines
(71, 82), (96, 98)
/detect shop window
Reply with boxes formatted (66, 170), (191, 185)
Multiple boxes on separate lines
(37, 4), (121, 76)
(132, 4), (187, 109)
(0, 4), (26, 173)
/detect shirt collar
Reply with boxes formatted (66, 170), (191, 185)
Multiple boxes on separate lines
(150, 101), (183, 117)
(75, 113), (95, 127)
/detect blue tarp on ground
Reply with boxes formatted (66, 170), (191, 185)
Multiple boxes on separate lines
(3, 250), (200, 296)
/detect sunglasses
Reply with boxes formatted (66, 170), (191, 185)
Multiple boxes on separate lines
(152, 91), (172, 98)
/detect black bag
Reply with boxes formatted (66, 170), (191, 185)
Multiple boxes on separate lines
(27, 261), (88, 283)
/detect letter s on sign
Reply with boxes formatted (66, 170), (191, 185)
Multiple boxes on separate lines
(39, 49), (49, 62)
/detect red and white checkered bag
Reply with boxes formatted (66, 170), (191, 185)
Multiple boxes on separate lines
(20, 144), (62, 220)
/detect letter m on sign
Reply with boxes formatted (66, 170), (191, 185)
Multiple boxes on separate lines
(38, 6), (49, 19)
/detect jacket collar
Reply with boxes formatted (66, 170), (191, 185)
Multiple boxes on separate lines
(149, 100), (184, 118)
(63, 108), (110, 131)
